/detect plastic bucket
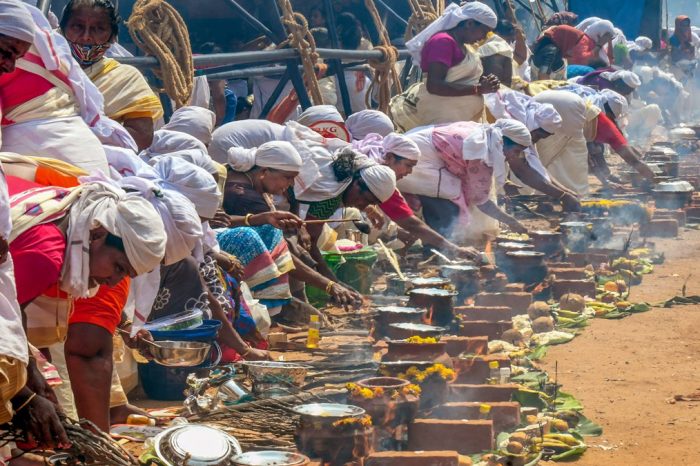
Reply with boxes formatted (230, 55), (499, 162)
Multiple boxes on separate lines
(323, 248), (378, 294)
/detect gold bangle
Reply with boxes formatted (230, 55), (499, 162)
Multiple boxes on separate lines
(244, 213), (253, 226)
(325, 281), (336, 294)
(241, 346), (252, 357)
(15, 392), (36, 413)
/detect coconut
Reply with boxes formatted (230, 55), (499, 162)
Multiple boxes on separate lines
(506, 441), (524, 454)
(501, 329), (524, 345)
(527, 301), (551, 320)
(531, 316), (555, 333)
(509, 431), (529, 445)
(559, 293), (585, 313)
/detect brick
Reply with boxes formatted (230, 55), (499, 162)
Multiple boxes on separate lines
(459, 320), (512, 340)
(365, 450), (461, 466)
(686, 206), (700, 218)
(449, 384), (519, 402)
(546, 261), (574, 268)
(453, 355), (511, 384)
(504, 283), (526, 292)
(431, 402), (521, 432)
(548, 267), (587, 281)
(442, 336), (488, 357)
(640, 219), (679, 238)
(474, 292), (532, 315)
(454, 306), (511, 322)
(481, 273), (509, 293)
(551, 279), (597, 299)
(654, 209), (686, 226)
(408, 419), (494, 455)
(566, 252), (608, 268)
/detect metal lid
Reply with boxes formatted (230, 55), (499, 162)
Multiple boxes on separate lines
(155, 425), (241, 466)
(410, 277), (450, 286)
(388, 322), (446, 332)
(653, 181), (694, 192)
(233, 451), (309, 466)
(506, 250), (545, 258)
(376, 306), (424, 314)
(407, 287), (458, 297)
(292, 403), (365, 418)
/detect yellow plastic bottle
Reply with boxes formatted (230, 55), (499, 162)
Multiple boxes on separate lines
(306, 315), (320, 349)
(488, 361), (500, 384)
(479, 403), (492, 420)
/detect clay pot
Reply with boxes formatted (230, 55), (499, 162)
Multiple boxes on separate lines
(440, 264), (480, 300)
(407, 288), (458, 327)
(529, 231), (563, 257)
(503, 251), (547, 285)
(374, 306), (426, 339)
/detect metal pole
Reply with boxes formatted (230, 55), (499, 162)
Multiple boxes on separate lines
(259, 68), (291, 119)
(203, 63), (371, 81)
(375, 0), (409, 26)
(399, 56), (414, 89)
(117, 48), (409, 70)
(323, 0), (353, 115)
(224, 0), (279, 42)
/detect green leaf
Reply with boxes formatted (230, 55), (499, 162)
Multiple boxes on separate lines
(574, 415), (603, 437)
(512, 370), (548, 389)
(554, 391), (584, 411)
(599, 309), (631, 319)
(628, 302), (651, 313)
(551, 444), (587, 461)
(512, 388), (548, 410)
(528, 345), (549, 361)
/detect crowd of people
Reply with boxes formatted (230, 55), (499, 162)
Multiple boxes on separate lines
(0, 0), (697, 462)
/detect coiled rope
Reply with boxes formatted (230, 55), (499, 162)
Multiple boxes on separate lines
(277, 0), (324, 106)
(364, 0), (402, 113)
(404, 0), (439, 42)
(127, 0), (193, 109)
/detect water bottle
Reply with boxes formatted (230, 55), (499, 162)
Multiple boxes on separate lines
(306, 315), (321, 349)
(488, 361), (500, 384)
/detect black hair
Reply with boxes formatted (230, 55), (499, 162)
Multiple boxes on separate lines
(60, 0), (120, 39)
(310, 27), (331, 49)
(495, 19), (515, 37)
(385, 153), (406, 162)
(104, 232), (126, 253)
(332, 148), (358, 181)
(336, 12), (362, 50)
(235, 96), (253, 115)
(503, 136), (520, 148)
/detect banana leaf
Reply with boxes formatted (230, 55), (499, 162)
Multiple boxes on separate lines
(513, 388), (549, 410)
(556, 316), (589, 329)
(659, 295), (700, 307)
(512, 370), (548, 389)
(574, 415), (603, 437)
(551, 443), (587, 461)
(528, 345), (548, 361)
(554, 391), (584, 411)
(599, 309), (631, 319)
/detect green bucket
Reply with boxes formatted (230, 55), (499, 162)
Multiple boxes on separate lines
(306, 248), (378, 306)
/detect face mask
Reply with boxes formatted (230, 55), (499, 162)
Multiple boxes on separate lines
(69, 41), (110, 66)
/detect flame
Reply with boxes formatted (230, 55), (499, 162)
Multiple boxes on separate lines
(484, 240), (495, 265)
(424, 305), (435, 325)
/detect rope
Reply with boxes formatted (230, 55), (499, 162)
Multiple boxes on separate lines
(277, 0), (324, 106)
(404, 0), (438, 42)
(364, 0), (402, 113)
(127, 0), (193, 109)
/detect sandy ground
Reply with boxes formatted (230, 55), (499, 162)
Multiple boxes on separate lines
(540, 228), (700, 466)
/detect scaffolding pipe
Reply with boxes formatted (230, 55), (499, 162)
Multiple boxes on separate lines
(203, 62), (370, 81)
(324, 0), (353, 115)
(36, 0), (51, 15)
(375, 0), (409, 26)
(116, 48), (409, 70)
(223, 0), (280, 42)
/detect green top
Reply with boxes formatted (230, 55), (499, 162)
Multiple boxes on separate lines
(305, 195), (342, 220)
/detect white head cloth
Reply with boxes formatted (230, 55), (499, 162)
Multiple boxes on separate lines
(149, 157), (222, 219)
(162, 106), (217, 146)
(406, 2), (497, 66)
(596, 89), (629, 120)
(227, 140), (303, 172)
(584, 20), (615, 44)
(345, 110), (394, 140)
(575, 16), (602, 32)
(533, 90), (587, 138)
(485, 119), (531, 186)
(118, 176), (203, 266)
(0, 0), (35, 43)
(148, 149), (218, 175)
(599, 70), (641, 88)
(358, 162), (397, 203)
(296, 105), (344, 127)
(629, 36), (653, 52)
(142, 130), (209, 159)
(486, 90), (563, 134)
(352, 132), (421, 163)
(61, 182), (166, 297)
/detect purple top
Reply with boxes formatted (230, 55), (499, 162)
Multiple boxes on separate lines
(421, 32), (466, 72)
(577, 68), (615, 91)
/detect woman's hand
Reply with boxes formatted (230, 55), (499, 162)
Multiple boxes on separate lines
(216, 253), (244, 281)
(364, 206), (385, 229)
(455, 246), (482, 262)
(0, 236), (8, 265)
(210, 210), (233, 229)
(123, 329), (156, 360)
(13, 392), (70, 449)
(478, 74), (501, 94)
(242, 347), (272, 361)
(328, 282), (363, 309)
(297, 226), (312, 251)
(255, 212), (303, 230)
(507, 220), (529, 234)
(560, 192), (581, 212)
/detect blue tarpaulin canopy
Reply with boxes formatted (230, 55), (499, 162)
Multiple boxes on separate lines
(569, 0), (646, 38)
